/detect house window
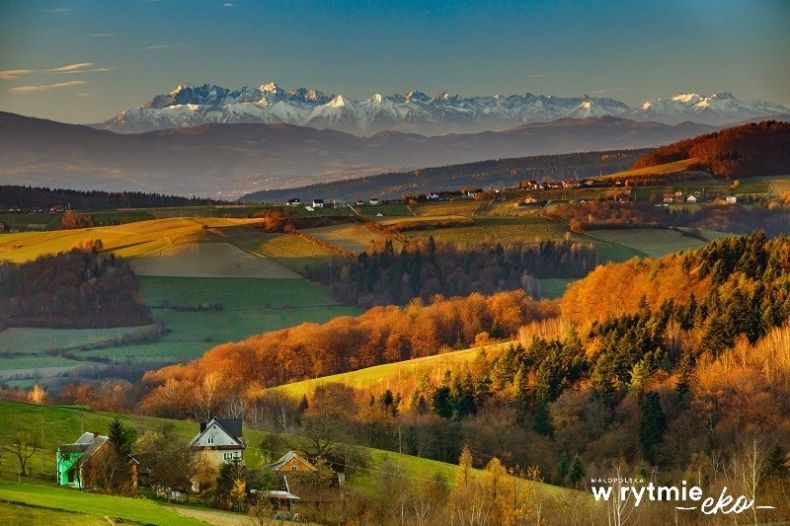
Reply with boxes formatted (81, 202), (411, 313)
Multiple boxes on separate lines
(207, 437), (214, 445)
(292, 466), (298, 472)
(224, 452), (233, 461)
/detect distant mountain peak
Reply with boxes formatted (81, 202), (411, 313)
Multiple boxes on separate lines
(100, 84), (789, 135)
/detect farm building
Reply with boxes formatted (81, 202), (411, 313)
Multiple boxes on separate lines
(286, 198), (301, 206)
(267, 451), (319, 474)
(312, 199), (325, 208)
(188, 418), (245, 465)
(56, 432), (110, 489)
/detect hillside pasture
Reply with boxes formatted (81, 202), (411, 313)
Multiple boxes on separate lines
(272, 343), (509, 400)
(131, 242), (298, 278)
(303, 223), (392, 253)
(226, 230), (338, 272)
(0, 400), (572, 503)
(582, 227), (729, 258)
(0, 481), (203, 526)
(412, 200), (482, 217)
(0, 501), (109, 526)
(74, 276), (361, 367)
(404, 217), (571, 247)
(595, 158), (707, 183)
(0, 217), (267, 264)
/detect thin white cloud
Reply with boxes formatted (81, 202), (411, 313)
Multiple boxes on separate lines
(0, 69), (35, 80)
(223, 2), (236, 7)
(45, 63), (112, 74)
(90, 33), (115, 38)
(142, 43), (186, 50)
(41, 7), (73, 13)
(528, 74), (546, 78)
(76, 92), (95, 97)
(590, 87), (630, 95)
(46, 62), (93, 72)
(8, 80), (86, 94)
(59, 67), (114, 74)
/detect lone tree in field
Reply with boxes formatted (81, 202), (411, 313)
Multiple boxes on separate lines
(60, 210), (97, 230)
(0, 431), (41, 479)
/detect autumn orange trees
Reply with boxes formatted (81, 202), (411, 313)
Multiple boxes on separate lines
(633, 120), (790, 178)
(141, 290), (557, 417)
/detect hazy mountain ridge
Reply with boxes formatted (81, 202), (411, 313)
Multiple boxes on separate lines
(96, 83), (788, 135)
(0, 112), (717, 197)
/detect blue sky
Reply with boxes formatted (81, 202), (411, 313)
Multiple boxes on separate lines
(0, 0), (787, 123)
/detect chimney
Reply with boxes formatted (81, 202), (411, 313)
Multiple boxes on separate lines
(200, 422), (207, 433)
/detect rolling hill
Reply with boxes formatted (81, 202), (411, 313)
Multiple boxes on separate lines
(240, 149), (648, 203)
(633, 120), (790, 178)
(0, 111), (714, 198)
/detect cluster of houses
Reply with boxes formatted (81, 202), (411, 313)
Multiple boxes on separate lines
(287, 197), (385, 211)
(56, 418), (332, 510)
(519, 179), (592, 191)
(660, 191), (737, 205)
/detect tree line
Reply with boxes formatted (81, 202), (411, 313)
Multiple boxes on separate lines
(139, 290), (557, 418)
(633, 120), (790, 178)
(0, 185), (220, 210)
(0, 244), (152, 329)
(307, 238), (597, 307)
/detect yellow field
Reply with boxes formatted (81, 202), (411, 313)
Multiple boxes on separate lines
(596, 158), (705, 182)
(413, 200), (482, 216)
(131, 241), (298, 278)
(0, 217), (267, 263)
(303, 223), (391, 252)
(272, 342), (510, 399)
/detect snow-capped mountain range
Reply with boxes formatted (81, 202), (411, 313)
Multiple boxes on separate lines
(96, 83), (788, 135)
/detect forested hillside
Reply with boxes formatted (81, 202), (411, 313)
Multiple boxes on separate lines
(633, 120), (790, 178)
(140, 290), (556, 416)
(0, 244), (151, 328)
(135, 233), (788, 510)
(241, 149), (646, 202)
(307, 239), (596, 306)
(0, 185), (220, 210)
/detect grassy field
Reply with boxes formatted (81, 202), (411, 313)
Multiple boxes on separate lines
(0, 326), (156, 356)
(74, 276), (360, 366)
(538, 278), (574, 299)
(404, 217), (571, 246)
(131, 241), (299, 278)
(582, 227), (729, 258)
(0, 277), (359, 385)
(412, 200), (482, 217)
(303, 223), (391, 253)
(0, 481), (204, 526)
(226, 230), (338, 271)
(273, 343), (510, 399)
(0, 217), (268, 264)
(0, 501), (111, 526)
(596, 158), (705, 182)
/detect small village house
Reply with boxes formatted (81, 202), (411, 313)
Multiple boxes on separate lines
(311, 199), (325, 208)
(188, 417), (245, 465)
(286, 198), (301, 206)
(56, 432), (110, 489)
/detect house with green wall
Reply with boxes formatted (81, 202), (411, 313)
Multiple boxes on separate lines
(56, 432), (109, 488)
